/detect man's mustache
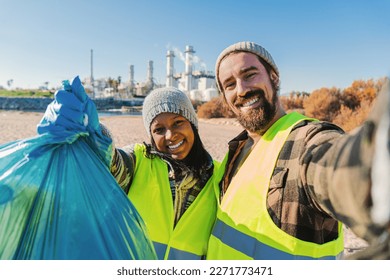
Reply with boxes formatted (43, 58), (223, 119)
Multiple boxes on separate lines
(234, 89), (265, 107)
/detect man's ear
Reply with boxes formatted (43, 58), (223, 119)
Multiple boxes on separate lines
(270, 70), (279, 87)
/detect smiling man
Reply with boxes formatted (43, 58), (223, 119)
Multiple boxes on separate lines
(207, 41), (390, 260)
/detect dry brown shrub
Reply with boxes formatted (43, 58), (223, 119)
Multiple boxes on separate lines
(343, 79), (378, 105)
(332, 100), (374, 132)
(333, 77), (387, 130)
(303, 87), (341, 121)
(280, 95), (305, 111)
(197, 96), (235, 118)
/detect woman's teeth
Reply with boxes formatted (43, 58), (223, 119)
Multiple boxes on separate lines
(169, 140), (184, 149)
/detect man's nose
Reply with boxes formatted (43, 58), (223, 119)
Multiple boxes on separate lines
(236, 79), (250, 97)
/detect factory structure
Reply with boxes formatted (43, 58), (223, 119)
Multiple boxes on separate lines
(165, 45), (218, 102)
(84, 45), (219, 102)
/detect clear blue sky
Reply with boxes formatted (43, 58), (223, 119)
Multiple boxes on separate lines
(1, 0), (389, 94)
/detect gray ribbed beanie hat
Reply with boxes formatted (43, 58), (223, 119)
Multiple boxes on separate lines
(142, 87), (198, 137)
(215, 41), (279, 93)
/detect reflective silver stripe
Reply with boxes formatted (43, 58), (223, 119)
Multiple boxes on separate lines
(153, 241), (203, 260)
(212, 219), (336, 260)
(153, 242), (167, 260)
(168, 248), (203, 260)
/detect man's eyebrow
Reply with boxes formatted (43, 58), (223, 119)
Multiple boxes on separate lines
(222, 66), (259, 85)
(225, 66), (258, 78)
(238, 66), (258, 74)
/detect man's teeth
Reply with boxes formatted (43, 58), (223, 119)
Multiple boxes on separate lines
(169, 140), (183, 149)
(242, 98), (259, 107)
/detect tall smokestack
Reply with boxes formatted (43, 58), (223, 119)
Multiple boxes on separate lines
(129, 64), (134, 87)
(166, 50), (175, 87)
(184, 45), (194, 94)
(147, 60), (153, 83)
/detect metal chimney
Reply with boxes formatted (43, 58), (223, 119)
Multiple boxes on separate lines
(147, 60), (153, 83)
(166, 50), (175, 87)
(129, 64), (134, 87)
(184, 45), (194, 93)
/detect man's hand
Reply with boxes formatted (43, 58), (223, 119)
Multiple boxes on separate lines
(371, 78), (390, 226)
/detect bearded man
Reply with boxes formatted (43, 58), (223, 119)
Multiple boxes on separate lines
(207, 41), (390, 260)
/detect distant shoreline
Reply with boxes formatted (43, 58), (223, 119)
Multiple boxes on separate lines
(0, 96), (143, 112)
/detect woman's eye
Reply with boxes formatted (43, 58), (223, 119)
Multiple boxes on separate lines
(153, 127), (164, 134)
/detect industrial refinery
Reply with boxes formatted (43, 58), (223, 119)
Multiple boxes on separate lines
(83, 45), (219, 102)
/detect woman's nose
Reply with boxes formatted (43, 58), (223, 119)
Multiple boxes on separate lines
(165, 129), (175, 140)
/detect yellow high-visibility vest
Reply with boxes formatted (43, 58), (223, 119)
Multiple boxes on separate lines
(207, 112), (344, 259)
(129, 143), (218, 259)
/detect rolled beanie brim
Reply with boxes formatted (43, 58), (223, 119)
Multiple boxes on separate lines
(215, 41), (279, 93)
(142, 87), (198, 137)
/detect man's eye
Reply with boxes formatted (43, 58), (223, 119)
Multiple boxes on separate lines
(245, 72), (256, 80)
(224, 82), (235, 90)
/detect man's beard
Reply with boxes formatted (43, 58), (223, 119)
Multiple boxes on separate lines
(236, 89), (278, 133)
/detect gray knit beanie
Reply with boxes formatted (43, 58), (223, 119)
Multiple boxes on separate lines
(142, 87), (198, 137)
(215, 41), (279, 93)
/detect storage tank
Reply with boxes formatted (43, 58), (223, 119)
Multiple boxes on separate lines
(190, 89), (203, 101)
(202, 88), (219, 102)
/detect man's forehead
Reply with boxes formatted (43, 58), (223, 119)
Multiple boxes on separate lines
(218, 52), (263, 76)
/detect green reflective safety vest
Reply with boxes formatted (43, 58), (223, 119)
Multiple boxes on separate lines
(129, 144), (219, 260)
(207, 112), (344, 260)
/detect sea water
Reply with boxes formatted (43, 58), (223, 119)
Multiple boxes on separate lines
(98, 110), (142, 117)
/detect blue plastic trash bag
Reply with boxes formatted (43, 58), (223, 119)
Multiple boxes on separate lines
(0, 127), (156, 260)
